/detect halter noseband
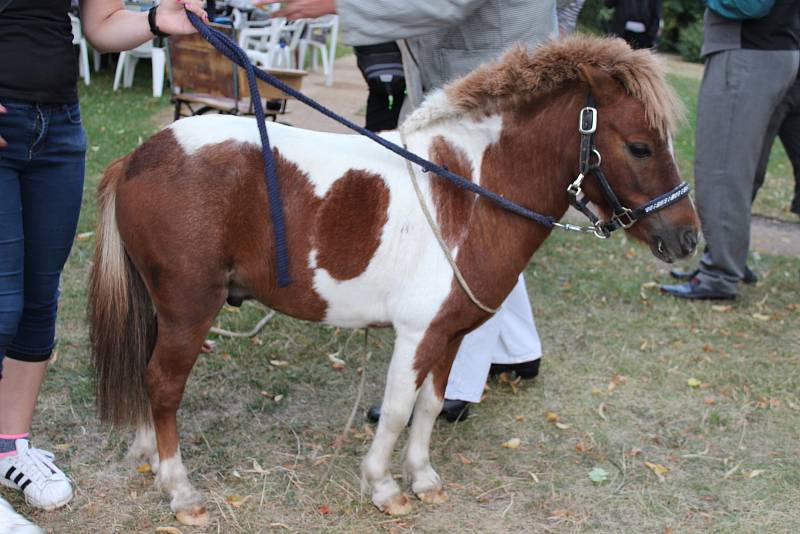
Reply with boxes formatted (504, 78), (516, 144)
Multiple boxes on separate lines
(563, 93), (691, 239)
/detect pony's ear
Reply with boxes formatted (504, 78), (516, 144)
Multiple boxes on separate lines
(577, 64), (622, 107)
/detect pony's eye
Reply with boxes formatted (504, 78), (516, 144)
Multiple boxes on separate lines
(627, 143), (652, 159)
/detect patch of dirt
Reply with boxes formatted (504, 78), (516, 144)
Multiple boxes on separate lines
(751, 214), (800, 257)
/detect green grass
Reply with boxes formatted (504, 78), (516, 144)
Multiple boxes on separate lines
(12, 68), (800, 533)
(668, 73), (797, 223)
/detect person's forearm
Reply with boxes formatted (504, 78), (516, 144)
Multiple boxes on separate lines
(81, 0), (206, 53)
(81, 9), (153, 53)
(337, 0), (485, 45)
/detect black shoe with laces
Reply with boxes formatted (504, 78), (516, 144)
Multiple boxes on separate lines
(366, 399), (471, 424)
(488, 358), (541, 380)
(669, 266), (757, 285)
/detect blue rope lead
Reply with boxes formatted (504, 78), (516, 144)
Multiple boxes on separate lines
(185, 13), (558, 286)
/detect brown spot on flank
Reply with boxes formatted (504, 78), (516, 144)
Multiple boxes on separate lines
(428, 136), (475, 246)
(314, 170), (390, 280)
(124, 128), (185, 180)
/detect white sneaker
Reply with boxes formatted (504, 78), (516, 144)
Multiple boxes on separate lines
(0, 496), (41, 534)
(0, 440), (73, 511)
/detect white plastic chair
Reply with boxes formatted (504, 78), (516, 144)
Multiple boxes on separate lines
(239, 17), (305, 69)
(298, 15), (338, 86)
(113, 40), (166, 97)
(69, 14), (91, 85)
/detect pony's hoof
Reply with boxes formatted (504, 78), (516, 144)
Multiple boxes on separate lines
(416, 488), (449, 504)
(176, 506), (209, 527)
(380, 493), (413, 516)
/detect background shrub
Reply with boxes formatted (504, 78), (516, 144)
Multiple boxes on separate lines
(577, 0), (706, 62)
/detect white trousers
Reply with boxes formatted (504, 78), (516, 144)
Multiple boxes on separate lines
(444, 274), (542, 403)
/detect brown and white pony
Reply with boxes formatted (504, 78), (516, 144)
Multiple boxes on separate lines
(89, 36), (697, 525)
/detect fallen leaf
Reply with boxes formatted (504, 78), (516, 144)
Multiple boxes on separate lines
(319, 504), (330, 515)
(75, 231), (94, 241)
(269, 360), (289, 367)
(222, 304), (240, 314)
(555, 422), (571, 430)
(502, 438), (521, 449)
(53, 443), (73, 452)
(529, 471), (540, 483)
(597, 403), (608, 421)
(641, 281), (659, 289)
(273, 394), (284, 403)
(746, 469), (765, 479)
(155, 528), (184, 534)
(712, 305), (732, 313)
(136, 463), (152, 473)
(645, 461), (669, 480)
(589, 467), (609, 484)
(591, 387), (603, 396)
(545, 411), (559, 422)
(687, 378), (701, 388)
(457, 453), (473, 465)
(752, 313), (770, 321)
(628, 447), (643, 457)
(221, 353), (232, 362)
(328, 352), (346, 370)
(225, 494), (250, 508)
(514, 415), (525, 422)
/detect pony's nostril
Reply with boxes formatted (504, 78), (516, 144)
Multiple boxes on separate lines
(681, 230), (698, 254)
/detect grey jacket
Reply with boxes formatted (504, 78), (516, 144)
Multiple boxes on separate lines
(701, 9), (743, 57)
(338, 0), (558, 107)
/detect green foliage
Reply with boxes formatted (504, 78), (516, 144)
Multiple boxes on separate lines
(675, 17), (705, 62)
(577, 0), (707, 62)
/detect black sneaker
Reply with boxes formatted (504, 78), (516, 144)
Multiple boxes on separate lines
(489, 359), (541, 380)
(366, 399), (470, 424)
(669, 267), (757, 285)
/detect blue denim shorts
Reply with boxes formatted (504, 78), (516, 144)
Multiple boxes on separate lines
(0, 98), (87, 372)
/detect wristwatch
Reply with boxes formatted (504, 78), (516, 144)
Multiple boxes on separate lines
(148, 5), (170, 38)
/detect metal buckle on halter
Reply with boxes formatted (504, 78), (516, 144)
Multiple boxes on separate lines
(579, 107), (597, 134)
(593, 221), (610, 239)
(612, 207), (636, 229)
(567, 173), (585, 197)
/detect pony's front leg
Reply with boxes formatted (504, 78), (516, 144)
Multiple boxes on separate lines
(404, 373), (448, 504)
(362, 331), (422, 515)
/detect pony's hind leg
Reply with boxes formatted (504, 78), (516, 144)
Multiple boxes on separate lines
(126, 420), (160, 474)
(146, 283), (226, 527)
(404, 373), (448, 504)
(362, 330), (423, 515)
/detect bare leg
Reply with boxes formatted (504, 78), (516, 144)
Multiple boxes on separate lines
(404, 374), (447, 504)
(361, 331), (422, 515)
(0, 359), (48, 434)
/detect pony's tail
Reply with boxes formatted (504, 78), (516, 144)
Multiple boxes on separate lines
(88, 158), (156, 426)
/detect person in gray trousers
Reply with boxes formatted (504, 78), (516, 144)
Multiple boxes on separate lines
(752, 74), (800, 217)
(661, 2), (800, 300)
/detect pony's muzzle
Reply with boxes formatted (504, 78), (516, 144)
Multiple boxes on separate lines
(649, 224), (698, 263)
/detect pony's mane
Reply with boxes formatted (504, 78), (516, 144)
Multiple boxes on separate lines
(401, 35), (683, 138)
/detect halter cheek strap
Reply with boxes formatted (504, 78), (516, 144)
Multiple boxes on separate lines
(564, 93), (691, 238)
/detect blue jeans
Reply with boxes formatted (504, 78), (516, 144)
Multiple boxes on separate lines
(0, 99), (86, 372)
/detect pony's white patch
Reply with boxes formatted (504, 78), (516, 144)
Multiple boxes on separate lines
(158, 452), (202, 512)
(404, 374), (444, 495)
(667, 132), (676, 160)
(127, 423), (159, 473)
(308, 249), (318, 269)
(400, 89), (459, 134)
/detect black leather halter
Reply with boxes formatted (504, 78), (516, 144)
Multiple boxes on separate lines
(564, 93), (691, 239)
